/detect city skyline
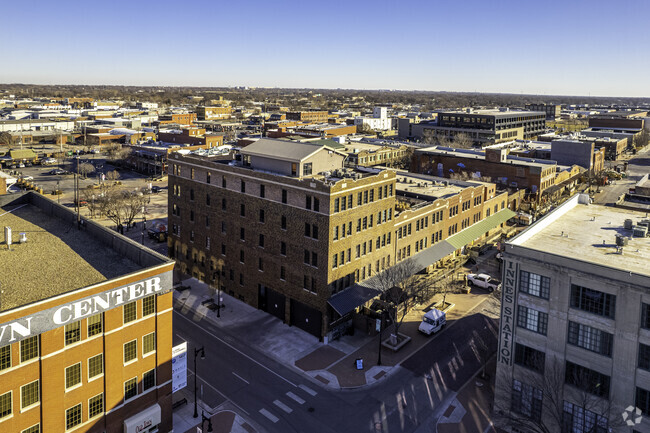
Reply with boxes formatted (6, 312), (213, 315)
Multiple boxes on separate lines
(1, 0), (649, 98)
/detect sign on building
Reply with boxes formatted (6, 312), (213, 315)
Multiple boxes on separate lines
(497, 260), (517, 365)
(172, 342), (188, 393)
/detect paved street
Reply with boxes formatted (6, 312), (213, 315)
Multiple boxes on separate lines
(173, 291), (498, 433)
(594, 148), (650, 205)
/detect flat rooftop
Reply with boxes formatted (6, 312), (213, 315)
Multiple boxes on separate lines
(510, 195), (650, 277)
(395, 174), (466, 200)
(0, 195), (163, 312)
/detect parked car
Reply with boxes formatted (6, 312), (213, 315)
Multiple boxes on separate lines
(41, 157), (58, 166)
(151, 185), (162, 193)
(467, 273), (501, 292)
(147, 222), (167, 242)
(418, 308), (446, 335)
(48, 169), (66, 175)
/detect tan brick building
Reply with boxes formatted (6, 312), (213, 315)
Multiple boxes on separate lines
(286, 111), (329, 123)
(0, 192), (175, 433)
(168, 138), (513, 340)
(195, 106), (232, 120)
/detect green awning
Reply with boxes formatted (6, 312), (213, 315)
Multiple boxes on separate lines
(447, 208), (516, 249)
(9, 149), (37, 160)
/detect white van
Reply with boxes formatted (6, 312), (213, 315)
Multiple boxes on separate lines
(418, 308), (446, 335)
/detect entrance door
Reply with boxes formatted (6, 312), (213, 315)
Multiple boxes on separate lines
(266, 288), (286, 323)
(290, 299), (322, 338)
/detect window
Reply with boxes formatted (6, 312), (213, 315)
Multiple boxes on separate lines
(303, 162), (312, 176)
(259, 234), (265, 248)
(65, 363), (81, 389)
(517, 306), (548, 335)
(190, 188), (194, 201)
(282, 189), (287, 203)
(570, 285), (616, 319)
(222, 198), (227, 211)
(259, 209), (265, 223)
(0, 345), (9, 371)
(123, 301), (137, 323)
(143, 369), (156, 391)
(240, 250), (245, 263)
(89, 393), (103, 418)
(20, 336), (39, 362)
(260, 184), (265, 198)
(240, 227), (245, 241)
(258, 258), (264, 271)
(190, 210), (194, 222)
(65, 321), (81, 345)
(639, 343), (650, 371)
(87, 313), (103, 336)
(22, 425), (39, 433)
(519, 271), (550, 299)
(143, 332), (156, 355)
(304, 250), (310, 264)
(221, 221), (226, 234)
(240, 180), (245, 193)
(88, 354), (103, 379)
(124, 340), (137, 363)
(124, 377), (138, 401)
(21, 380), (39, 409)
(280, 241), (286, 256)
(312, 252), (318, 267)
(565, 361), (610, 398)
(66, 404), (82, 430)
(281, 216), (287, 230)
(334, 198), (340, 212)
(0, 391), (10, 419)
(306, 195), (312, 210)
(240, 204), (245, 217)
(222, 176), (227, 188)
(143, 295), (156, 317)
(207, 172), (211, 184)
(280, 266), (286, 281)
(312, 225), (318, 240)
(567, 322), (613, 356)
(514, 344), (545, 373)
(511, 379), (542, 422)
(562, 401), (608, 433)
(638, 386), (650, 415)
(314, 197), (320, 212)
(642, 303), (650, 329)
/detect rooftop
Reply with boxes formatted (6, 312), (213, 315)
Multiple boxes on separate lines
(438, 109), (546, 118)
(509, 194), (650, 278)
(0, 193), (170, 312)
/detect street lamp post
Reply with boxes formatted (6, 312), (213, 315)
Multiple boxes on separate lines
(201, 411), (213, 432)
(193, 346), (205, 418)
(377, 310), (384, 366)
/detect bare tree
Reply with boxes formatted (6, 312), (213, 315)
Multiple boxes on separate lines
(106, 143), (132, 163)
(495, 355), (624, 433)
(634, 130), (649, 149)
(453, 132), (474, 149)
(96, 185), (147, 229)
(0, 132), (13, 146)
(78, 162), (95, 178)
(105, 170), (120, 182)
(422, 129), (452, 147)
(372, 258), (425, 341)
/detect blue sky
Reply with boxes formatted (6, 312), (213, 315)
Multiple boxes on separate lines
(1, 0), (649, 97)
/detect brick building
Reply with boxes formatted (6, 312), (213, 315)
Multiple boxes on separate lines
(0, 192), (175, 433)
(285, 111), (329, 123)
(168, 138), (513, 340)
(195, 107), (232, 121)
(158, 113), (197, 126)
(157, 128), (224, 148)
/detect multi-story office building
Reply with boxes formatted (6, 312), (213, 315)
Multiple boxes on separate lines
(195, 106), (232, 120)
(495, 193), (650, 432)
(525, 103), (561, 121)
(286, 111), (329, 123)
(0, 192), (175, 433)
(436, 109), (546, 140)
(168, 138), (512, 339)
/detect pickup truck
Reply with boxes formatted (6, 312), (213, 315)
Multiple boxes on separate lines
(467, 273), (501, 292)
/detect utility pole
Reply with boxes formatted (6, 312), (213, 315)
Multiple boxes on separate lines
(75, 156), (81, 229)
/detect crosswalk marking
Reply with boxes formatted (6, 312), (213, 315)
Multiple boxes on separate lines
(299, 384), (317, 396)
(286, 392), (305, 404)
(259, 408), (279, 423)
(273, 400), (293, 413)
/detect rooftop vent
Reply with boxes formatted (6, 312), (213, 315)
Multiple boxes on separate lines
(615, 234), (628, 247)
(633, 225), (648, 238)
(624, 219), (634, 230)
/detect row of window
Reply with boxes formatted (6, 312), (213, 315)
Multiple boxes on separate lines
(332, 185), (394, 213)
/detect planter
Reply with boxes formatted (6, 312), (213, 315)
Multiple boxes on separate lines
(381, 333), (412, 352)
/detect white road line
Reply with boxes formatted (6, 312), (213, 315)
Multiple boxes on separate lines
(176, 311), (297, 387)
(187, 366), (249, 415)
(232, 372), (249, 384)
(286, 392), (305, 404)
(273, 400), (293, 413)
(299, 384), (317, 396)
(259, 408), (279, 423)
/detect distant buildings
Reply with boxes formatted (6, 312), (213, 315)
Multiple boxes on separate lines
(525, 103), (561, 121)
(495, 193), (650, 433)
(353, 107), (392, 131)
(286, 110), (329, 123)
(196, 106), (232, 120)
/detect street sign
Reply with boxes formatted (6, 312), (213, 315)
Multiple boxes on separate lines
(172, 342), (187, 393)
(356, 358), (363, 370)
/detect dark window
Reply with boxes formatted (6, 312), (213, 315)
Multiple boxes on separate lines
(304, 250), (310, 264)
(639, 343), (650, 371)
(517, 306), (548, 335)
(519, 271), (550, 299)
(304, 223), (311, 237)
(306, 195), (312, 210)
(65, 321), (81, 345)
(514, 343), (545, 373)
(240, 227), (245, 240)
(280, 242), (286, 256)
(642, 303), (650, 329)
(206, 194), (210, 206)
(259, 234), (264, 248)
(637, 387), (650, 415)
(334, 198), (339, 212)
(190, 210), (194, 222)
(207, 172), (211, 184)
(282, 189), (287, 203)
(570, 285), (616, 319)
(311, 252), (318, 268)
(222, 176), (226, 188)
(314, 198), (320, 212)
(511, 379), (542, 422)
(240, 250), (244, 263)
(260, 184), (265, 198)
(0, 346), (10, 371)
(143, 369), (156, 391)
(280, 266), (286, 280)
(240, 204), (245, 217)
(222, 198), (226, 211)
(259, 209), (265, 223)
(312, 225), (318, 240)
(565, 361), (610, 398)
(241, 180), (245, 193)
(281, 216), (287, 230)
(562, 401), (608, 433)
(190, 189), (194, 201)
(567, 322), (613, 356)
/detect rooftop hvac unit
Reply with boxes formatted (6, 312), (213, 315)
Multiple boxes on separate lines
(624, 219), (634, 230)
(615, 234), (628, 246)
(633, 225), (648, 238)
(639, 219), (650, 228)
